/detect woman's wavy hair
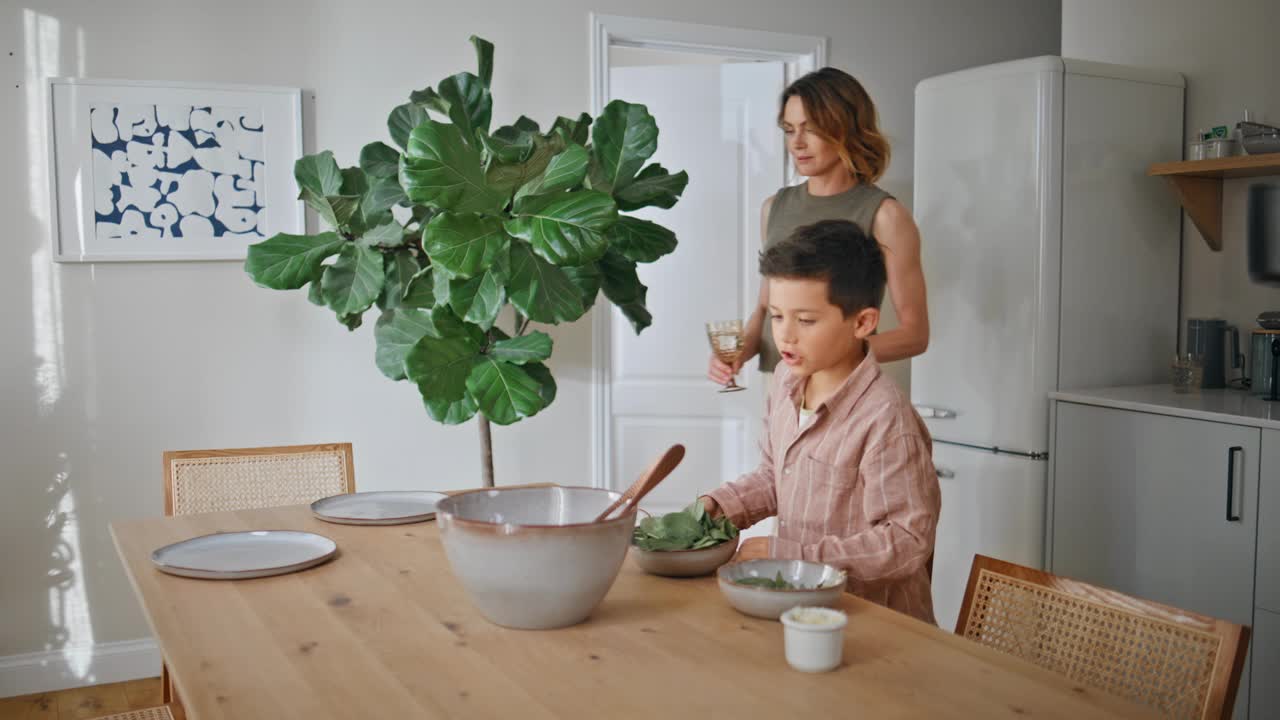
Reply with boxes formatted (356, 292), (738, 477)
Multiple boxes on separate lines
(779, 67), (890, 184)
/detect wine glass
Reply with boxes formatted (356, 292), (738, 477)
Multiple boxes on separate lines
(706, 320), (747, 393)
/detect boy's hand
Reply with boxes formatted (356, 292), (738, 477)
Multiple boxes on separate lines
(732, 537), (771, 562)
(707, 354), (743, 386)
(700, 496), (721, 518)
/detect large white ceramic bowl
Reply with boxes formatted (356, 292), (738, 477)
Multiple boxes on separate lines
(717, 559), (847, 620)
(434, 486), (637, 630)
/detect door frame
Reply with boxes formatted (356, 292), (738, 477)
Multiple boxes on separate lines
(588, 14), (826, 490)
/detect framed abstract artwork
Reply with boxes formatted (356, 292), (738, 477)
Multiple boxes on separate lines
(47, 78), (304, 262)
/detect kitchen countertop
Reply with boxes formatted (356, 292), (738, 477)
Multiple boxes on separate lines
(1050, 384), (1280, 430)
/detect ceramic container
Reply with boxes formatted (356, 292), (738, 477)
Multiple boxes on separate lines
(781, 606), (848, 672)
(716, 559), (846, 620)
(630, 537), (738, 577)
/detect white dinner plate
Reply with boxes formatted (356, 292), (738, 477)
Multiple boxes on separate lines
(310, 491), (448, 525)
(151, 530), (337, 580)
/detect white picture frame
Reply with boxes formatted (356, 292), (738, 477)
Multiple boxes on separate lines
(47, 78), (305, 262)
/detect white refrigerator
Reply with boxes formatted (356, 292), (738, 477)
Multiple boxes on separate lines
(911, 56), (1185, 630)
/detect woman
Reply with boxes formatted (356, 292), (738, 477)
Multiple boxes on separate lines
(708, 67), (928, 385)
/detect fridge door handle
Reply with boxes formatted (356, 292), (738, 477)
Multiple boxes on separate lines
(935, 466), (956, 479)
(1226, 446), (1242, 522)
(914, 404), (957, 419)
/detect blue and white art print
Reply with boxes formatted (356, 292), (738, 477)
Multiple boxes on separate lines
(50, 80), (303, 262)
(90, 104), (266, 241)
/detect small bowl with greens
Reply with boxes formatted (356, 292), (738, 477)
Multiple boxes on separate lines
(630, 499), (739, 577)
(717, 559), (846, 620)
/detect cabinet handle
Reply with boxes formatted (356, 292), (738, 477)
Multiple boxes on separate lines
(1226, 446), (1242, 522)
(935, 467), (955, 479)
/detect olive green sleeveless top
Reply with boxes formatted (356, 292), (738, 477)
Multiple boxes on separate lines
(758, 181), (893, 373)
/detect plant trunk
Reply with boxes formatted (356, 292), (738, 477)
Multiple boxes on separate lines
(478, 413), (495, 488)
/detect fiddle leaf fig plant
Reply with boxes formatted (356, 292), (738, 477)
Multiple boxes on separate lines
(245, 36), (688, 486)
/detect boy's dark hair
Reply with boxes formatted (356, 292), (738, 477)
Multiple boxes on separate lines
(759, 219), (887, 316)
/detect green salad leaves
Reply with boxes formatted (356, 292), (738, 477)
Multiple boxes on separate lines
(632, 499), (738, 551)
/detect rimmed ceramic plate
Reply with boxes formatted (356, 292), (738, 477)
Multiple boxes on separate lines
(311, 491), (448, 525)
(151, 530), (337, 580)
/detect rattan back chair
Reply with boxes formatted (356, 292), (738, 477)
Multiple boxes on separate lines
(955, 555), (1250, 720)
(163, 443), (355, 516)
(100, 443), (356, 720)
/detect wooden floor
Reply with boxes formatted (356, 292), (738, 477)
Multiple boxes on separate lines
(0, 678), (182, 720)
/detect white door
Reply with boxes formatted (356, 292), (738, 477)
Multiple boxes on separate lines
(606, 61), (785, 533)
(931, 442), (1046, 632)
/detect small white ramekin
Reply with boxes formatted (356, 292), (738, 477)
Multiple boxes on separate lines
(780, 606), (848, 672)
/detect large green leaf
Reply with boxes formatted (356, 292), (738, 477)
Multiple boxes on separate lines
(388, 103), (429, 150)
(245, 232), (346, 290)
(400, 120), (506, 214)
(504, 191), (617, 266)
(322, 243), (384, 316)
(489, 331), (552, 365)
(607, 216), (677, 263)
(524, 361), (557, 406)
(425, 392), (480, 425)
(506, 242), (587, 323)
(562, 264), (602, 310)
(448, 248), (508, 331)
(614, 164), (688, 211)
(589, 100), (658, 193)
(598, 249), (652, 333)
(471, 35), (493, 88)
(361, 222), (405, 249)
(422, 212), (509, 279)
(374, 308), (437, 380)
(514, 144), (589, 202)
(479, 125), (535, 165)
(299, 187), (341, 230)
(401, 267), (440, 309)
(294, 151), (343, 197)
(406, 335), (480, 404)
(466, 358), (545, 425)
(438, 72), (491, 142)
(551, 113), (592, 146)
(362, 176), (407, 218)
(340, 167), (369, 197)
(409, 86), (450, 116)
(326, 194), (361, 227)
(360, 142), (400, 179)
(486, 133), (565, 200)
(378, 251), (419, 310)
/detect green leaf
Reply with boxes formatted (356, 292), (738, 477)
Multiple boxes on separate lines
(409, 86), (450, 116)
(406, 334), (481, 404)
(589, 100), (658, 193)
(388, 103), (429, 150)
(295, 151), (343, 197)
(479, 126), (535, 165)
(322, 243), (384, 316)
(524, 361), (557, 406)
(607, 216), (677, 263)
(561, 264), (602, 310)
(299, 187), (340, 229)
(360, 142), (401, 179)
(551, 113), (592, 146)
(466, 358), (546, 425)
(489, 331), (552, 365)
(425, 392), (480, 425)
(486, 133), (565, 200)
(471, 35), (494, 88)
(422, 212), (510, 279)
(326, 194), (361, 227)
(400, 120), (506, 214)
(598, 249), (651, 333)
(432, 265), (454, 307)
(449, 263), (506, 331)
(513, 116), (540, 133)
(438, 72), (492, 141)
(337, 312), (364, 331)
(614, 164), (688, 212)
(506, 242), (587, 323)
(362, 176), (408, 219)
(375, 308), (437, 380)
(504, 191), (617, 266)
(401, 267), (439, 309)
(245, 232), (346, 290)
(515, 144), (589, 202)
(340, 167), (369, 197)
(307, 279), (326, 306)
(378, 252), (419, 310)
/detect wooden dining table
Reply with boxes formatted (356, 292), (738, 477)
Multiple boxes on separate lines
(111, 500), (1159, 719)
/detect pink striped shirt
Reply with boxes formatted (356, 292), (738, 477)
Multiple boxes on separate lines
(707, 350), (941, 624)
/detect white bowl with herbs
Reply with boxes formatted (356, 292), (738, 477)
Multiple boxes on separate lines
(630, 500), (740, 577)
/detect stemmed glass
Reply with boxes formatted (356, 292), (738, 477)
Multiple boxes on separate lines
(706, 320), (747, 393)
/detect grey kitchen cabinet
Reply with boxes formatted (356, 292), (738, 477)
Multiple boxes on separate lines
(1252, 608), (1280, 720)
(1259, 431), (1280, 613)
(1051, 401), (1260, 718)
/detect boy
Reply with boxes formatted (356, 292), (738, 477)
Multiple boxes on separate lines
(702, 219), (941, 624)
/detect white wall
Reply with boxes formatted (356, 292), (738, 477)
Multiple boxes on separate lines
(0, 0), (1058, 693)
(1064, 0), (1280, 353)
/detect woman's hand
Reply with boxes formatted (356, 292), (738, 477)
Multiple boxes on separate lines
(732, 536), (772, 562)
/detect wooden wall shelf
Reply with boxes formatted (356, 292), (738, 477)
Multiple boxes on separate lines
(1147, 152), (1280, 251)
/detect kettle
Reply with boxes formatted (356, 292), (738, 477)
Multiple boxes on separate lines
(1186, 319), (1243, 389)
(1252, 328), (1280, 400)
